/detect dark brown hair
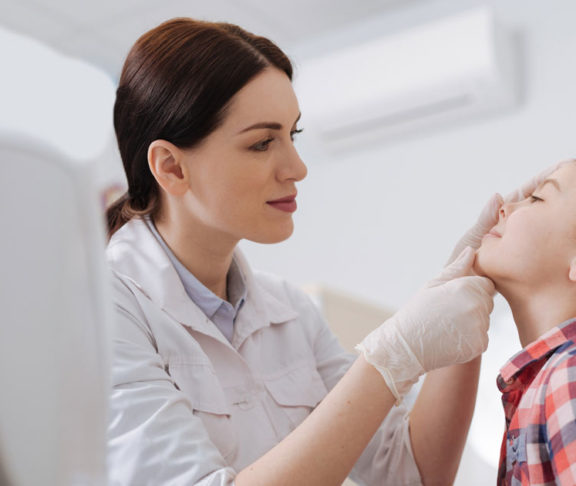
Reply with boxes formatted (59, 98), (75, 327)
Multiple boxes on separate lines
(106, 18), (293, 237)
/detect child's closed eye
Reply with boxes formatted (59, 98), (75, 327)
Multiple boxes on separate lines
(530, 194), (544, 203)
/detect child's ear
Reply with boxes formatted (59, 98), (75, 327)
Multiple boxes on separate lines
(569, 257), (576, 282)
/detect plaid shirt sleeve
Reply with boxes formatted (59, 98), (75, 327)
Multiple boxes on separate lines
(545, 352), (576, 484)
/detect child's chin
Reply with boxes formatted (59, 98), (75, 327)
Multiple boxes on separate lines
(472, 249), (491, 278)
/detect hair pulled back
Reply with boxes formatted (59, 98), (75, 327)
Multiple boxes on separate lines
(107, 18), (293, 237)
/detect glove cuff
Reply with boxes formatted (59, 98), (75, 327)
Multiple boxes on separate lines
(355, 343), (405, 404)
(355, 324), (422, 405)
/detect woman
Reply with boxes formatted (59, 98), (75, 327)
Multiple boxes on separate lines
(105, 18), (538, 485)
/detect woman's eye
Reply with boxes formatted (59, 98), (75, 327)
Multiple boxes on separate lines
(530, 194), (544, 203)
(251, 138), (274, 152)
(250, 129), (303, 151)
(290, 128), (303, 142)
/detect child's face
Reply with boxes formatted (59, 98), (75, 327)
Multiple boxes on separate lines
(475, 162), (576, 290)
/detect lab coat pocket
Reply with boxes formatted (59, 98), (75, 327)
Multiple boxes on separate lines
(167, 357), (237, 461)
(263, 361), (328, 428)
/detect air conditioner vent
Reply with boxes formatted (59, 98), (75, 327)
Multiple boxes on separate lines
(294, 7), (518, 149)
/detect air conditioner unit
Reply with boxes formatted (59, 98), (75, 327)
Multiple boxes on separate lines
(294, 7), (518, 149)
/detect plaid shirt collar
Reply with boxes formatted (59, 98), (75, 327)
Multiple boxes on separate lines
(497, 318), (576, 391)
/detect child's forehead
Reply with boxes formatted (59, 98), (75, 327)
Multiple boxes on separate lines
(549, 162), (576, 190)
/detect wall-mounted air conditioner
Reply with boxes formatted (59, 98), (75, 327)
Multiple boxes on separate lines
(294, 7), (519, 150)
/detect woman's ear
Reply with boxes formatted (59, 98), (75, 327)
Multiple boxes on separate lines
(148, 140), (189, 196)
(569, 257), (576, 282)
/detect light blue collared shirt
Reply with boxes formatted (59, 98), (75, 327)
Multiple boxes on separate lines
(145, 218), (246, 342)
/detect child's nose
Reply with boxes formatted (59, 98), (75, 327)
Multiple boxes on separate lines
(499, 203), (510, 219)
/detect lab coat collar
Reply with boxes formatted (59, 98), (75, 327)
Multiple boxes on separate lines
(230, 249), (298, 349)
(106, 218), (297, 348)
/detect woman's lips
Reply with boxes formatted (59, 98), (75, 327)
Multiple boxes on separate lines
(267, 195), (297, 213)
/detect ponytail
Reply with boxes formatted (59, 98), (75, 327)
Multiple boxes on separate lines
(106, 193), (131, 239)
(106, 191), (158, 239)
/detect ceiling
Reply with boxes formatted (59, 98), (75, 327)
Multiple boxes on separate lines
(0, 0), (421, 79)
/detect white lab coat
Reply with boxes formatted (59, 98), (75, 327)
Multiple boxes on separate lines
(106, 218), (422, 486)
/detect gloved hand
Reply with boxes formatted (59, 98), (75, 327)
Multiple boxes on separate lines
(446, 193), (502, 265)
(447, 160), (571, 264)
(356, 247), (494, 403)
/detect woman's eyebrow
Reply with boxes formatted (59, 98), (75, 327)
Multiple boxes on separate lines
(239, 122), (282, 133)
(238, 113), (302, 134)
(537, 178), (561, 192)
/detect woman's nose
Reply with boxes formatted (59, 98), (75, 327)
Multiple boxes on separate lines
(292, 153), (308, 182)
(280, 145), (308, 182)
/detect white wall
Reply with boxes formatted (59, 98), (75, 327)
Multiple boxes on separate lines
(242, 0), (576, 308)
(239, 0), (576, 481)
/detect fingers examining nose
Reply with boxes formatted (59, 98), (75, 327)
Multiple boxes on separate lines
(484, 192), (504, 226)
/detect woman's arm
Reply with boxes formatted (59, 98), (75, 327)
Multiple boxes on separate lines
(237, 251), (492, 486)
(110, 254), (492, 486)
(235, 355), (397, 486)
(236, 357), (482, 486)
(409, 357), (481, 485)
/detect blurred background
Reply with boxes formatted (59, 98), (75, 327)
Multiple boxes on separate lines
(2, 0), (575, 483)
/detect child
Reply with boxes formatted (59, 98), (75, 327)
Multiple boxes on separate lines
(475, 160), (576, 485)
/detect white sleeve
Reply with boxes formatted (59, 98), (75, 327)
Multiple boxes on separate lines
(292, 286), (423, 486)
(108, 275), (236, 486)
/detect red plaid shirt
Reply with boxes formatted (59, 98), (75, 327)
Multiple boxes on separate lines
(497, 318), (576, 485)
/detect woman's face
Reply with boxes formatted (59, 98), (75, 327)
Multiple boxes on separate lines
(474, 163), (576, 291)
(179, 67), (307, 244)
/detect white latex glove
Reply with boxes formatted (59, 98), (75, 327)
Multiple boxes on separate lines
(356, 247), (494, 403)
(446, 193), (502, 265)
(448, 160), (572, 264)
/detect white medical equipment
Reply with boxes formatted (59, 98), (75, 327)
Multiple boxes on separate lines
(0, 135), (112, 485)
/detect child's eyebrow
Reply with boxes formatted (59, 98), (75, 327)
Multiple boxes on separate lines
(536, 178), (561, 192)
